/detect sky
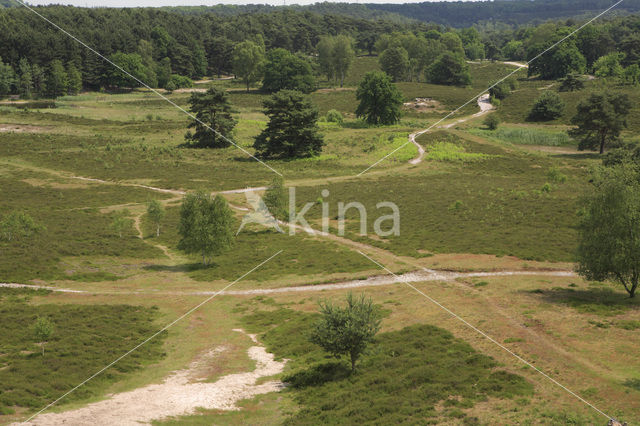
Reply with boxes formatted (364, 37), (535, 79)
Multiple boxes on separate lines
(28, 0), (483, 7)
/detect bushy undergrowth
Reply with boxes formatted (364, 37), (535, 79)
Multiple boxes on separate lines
(0, 290), (166, 414)
(240, 307), (532, 424)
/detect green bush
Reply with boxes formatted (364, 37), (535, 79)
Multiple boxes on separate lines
(528, 91), (565, 121)
(484, 114), (500, 130)
(325, 109), (344, 124)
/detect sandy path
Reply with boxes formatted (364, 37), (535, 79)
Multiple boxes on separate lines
(0, 269), (575, 296)
(408, 94), (494, 165)
(19, 330), (286, 426)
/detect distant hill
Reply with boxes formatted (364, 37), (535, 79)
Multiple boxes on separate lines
(1, 0), (17, 8)
(166, 0), (640, 28)
(366, 0), (640, 27)
(163, 3), (416, 25)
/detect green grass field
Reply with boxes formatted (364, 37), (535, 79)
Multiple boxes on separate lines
(1, 55), (639, 425)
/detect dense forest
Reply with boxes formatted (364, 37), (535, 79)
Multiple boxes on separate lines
(0, 4), (639, 97)
(165, 0), (640, 27)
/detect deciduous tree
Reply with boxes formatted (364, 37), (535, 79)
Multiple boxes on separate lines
(577, 165), (640, 298)
(147, 200), (166, 237)
(232, 40), (265, 92)
(178, 192), (235, 266)
(355, 71), (403, 125)
(310, 292), (382, 372)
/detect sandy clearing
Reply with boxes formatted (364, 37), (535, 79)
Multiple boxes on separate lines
(19, 330), (286, 426)
(408, 93), (494, 165)
(0, 124), (49, 133)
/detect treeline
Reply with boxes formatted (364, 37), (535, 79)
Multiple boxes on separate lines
(482, 15), (640, 80)
(368, 0), (640, 28)
(0, 6), (419, 94)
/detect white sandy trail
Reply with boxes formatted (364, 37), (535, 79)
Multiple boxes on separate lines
(408, 94), (494, 165)
(18, 330), (286, 426)
(0, 269), (575, 297)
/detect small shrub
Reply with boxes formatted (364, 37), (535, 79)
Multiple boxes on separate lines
(547, 167), (567, 183)
(528, 91), (565, 121)
(325, 109), (344, 124)
(484, 114), (500, 130)
(541, 182), (552, 193)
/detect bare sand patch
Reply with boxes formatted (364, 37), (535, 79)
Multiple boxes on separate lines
(20, 330), (286, 426)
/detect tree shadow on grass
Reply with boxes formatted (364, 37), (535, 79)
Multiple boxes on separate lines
(284, 361), (351, 389)
(554, 152), (600, 160)
(623, 378), (640, 392)
(525, 286), (639, 316)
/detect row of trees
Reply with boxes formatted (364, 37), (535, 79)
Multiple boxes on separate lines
(185, 70), (404, 156)
(0, 57), (81, 98)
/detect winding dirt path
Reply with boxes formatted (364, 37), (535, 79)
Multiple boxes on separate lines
(408, 93), (494, 165)
(0, 269), (575, 296)
(18, 330), (286, 426)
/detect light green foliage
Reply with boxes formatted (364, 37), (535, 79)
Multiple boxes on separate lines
(355, 71), (403, 125)
(577, 165), (640, 297)
(110, 210), (133, 239)
(624, 64), (640, 86)
(261, 48), (315, 94)
(310, 293), (382, 371)
(427, 52), (471, 86)
(46, 59), (68, 98)
(570, 92), (631, 153)
(178, 192), (235, 265)
(0, 211), (44, 242)
(185, 87), (236, 148)
(254, 89), (324, 158)
(104, 52), (148, 89)
(593, 53), (624, 79)
(379, 46), (409, 82)
(317, 35), (355, 87)
(147, 200), (165, 237)
(528, 91), (565, 121)
(325, 109), (343, 124)
(18, 58), (33, 98)
(66, 62), (82, 95)
(426, 141), (490, 162)
(232, 40), (265, 92)
(262, 176), (287, 221)
(32, 316), (53, 356)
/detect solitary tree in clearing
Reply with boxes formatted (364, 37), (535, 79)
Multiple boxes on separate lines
(570, 92), (631, 154)
(577, 164), (640, 298)
(262, 176), (288, 221)
(185, 87), (237, 148)
(178, 192), (235, 266)
(33, 316), (54, 356)
(310, 292), (382, 372)
(147, 200), (165, 237)
(110, 211), (132, 239)
(0, 211), (44, 242)
(253, 90), (324, 159)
